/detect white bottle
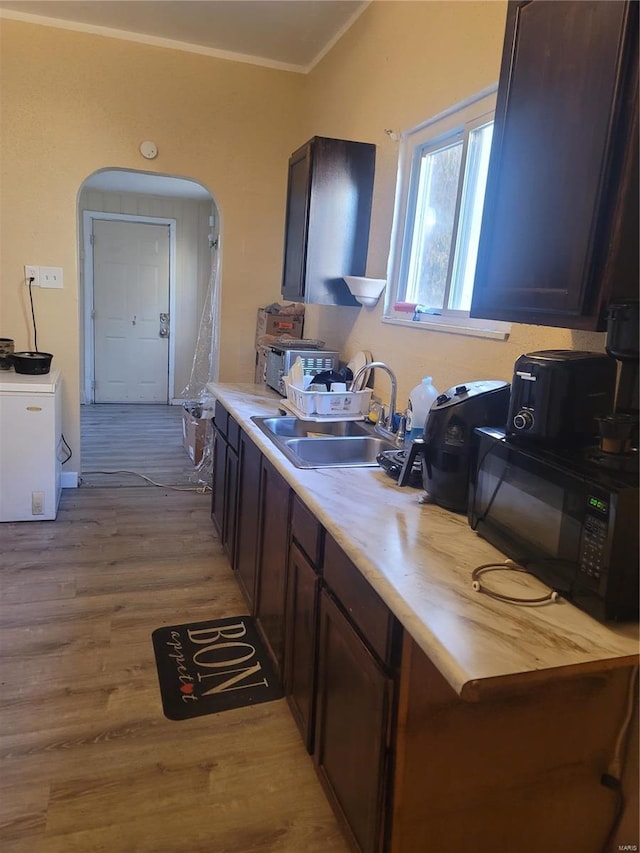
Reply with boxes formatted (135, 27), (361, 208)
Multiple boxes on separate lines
(405, 377), (439, 443)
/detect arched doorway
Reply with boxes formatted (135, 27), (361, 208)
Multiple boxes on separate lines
(77, 168), (220, 488)
(78, 168), (219, 405)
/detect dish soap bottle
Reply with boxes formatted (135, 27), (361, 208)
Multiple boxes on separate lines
(405, 377), (438, 443)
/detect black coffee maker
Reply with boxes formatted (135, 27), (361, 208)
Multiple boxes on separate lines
(398, 380), (510, 512)
(598, 299), (639, 453)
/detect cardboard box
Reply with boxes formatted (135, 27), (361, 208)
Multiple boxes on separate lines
(255, 308), (304, 344)
(182, 406), (212, 466)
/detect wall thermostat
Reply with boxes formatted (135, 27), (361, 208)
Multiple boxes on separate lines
(139, 141), (158, 160)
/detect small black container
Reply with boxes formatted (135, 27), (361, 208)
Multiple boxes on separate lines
(11, 351), (53, 375)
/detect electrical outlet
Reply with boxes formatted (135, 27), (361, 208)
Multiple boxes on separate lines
(39, 266), (64, 288)
(24, 265), (39, 285)
(32, 491), (44, 515)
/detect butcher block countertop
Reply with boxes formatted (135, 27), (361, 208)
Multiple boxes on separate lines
(208, 383), (639, 701)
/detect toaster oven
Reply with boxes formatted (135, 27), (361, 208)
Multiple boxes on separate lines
(265, 347), (339, 396)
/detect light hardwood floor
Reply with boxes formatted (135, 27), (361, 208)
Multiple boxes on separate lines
(0, 404), (348, 852)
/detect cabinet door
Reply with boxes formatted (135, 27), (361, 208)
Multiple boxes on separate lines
(211, 426), (226, 535)
(281, 143), (312, 301)
(471, 0), (638, 330)
(285, 541), (320, 753)
(222, 444), (238, 563)
(281, 137), (376, 306)
(255, 458), (291, 676)
(314, 589), (393, 853)
(234, 431), (262, 611)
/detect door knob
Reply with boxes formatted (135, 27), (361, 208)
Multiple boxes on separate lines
(159, 313), (169, 339)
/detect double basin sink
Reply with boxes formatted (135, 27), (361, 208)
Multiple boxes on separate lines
(251, 416), (396, 469)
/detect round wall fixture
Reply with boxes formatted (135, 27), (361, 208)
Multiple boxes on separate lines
(139, 141), (158, 160)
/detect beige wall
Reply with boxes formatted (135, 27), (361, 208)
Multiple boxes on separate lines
(0, 19), (304, 470)
(300, 0), (608, 408)
(0, 4), (608, 475)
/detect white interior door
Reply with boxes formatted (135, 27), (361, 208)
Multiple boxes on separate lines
(93, 219), (170, 403)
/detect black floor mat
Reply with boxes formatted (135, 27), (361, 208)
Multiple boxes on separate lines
(152, 616), (283, 721)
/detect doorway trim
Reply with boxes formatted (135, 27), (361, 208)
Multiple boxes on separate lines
(82, 210), (177, 404)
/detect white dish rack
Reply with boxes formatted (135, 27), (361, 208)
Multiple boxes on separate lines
(284, 380), (372, 420)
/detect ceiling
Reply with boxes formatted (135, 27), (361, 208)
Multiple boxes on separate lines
(0, 0), (368, 72)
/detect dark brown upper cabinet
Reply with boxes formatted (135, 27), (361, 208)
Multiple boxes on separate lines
(281, 136), (376, 307)
(470, 0), (638, 331)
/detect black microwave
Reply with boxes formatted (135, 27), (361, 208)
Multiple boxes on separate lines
(468, 427), (639, 622)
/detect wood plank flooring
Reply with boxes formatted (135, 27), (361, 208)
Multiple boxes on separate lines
(0, 405), (348, 852)
(80, 404), (208, 489)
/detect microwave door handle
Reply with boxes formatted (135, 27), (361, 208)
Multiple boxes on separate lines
(397, 438), (425, 487)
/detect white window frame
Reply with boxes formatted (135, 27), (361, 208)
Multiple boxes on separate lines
(384, 85), (510, 341)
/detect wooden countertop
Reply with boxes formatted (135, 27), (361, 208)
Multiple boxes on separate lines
(208, 383), (639, 700)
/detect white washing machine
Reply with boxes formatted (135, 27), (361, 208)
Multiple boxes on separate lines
(0, 369), (62, 521)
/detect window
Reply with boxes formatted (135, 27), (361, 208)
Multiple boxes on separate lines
(385, 86), (510, 339)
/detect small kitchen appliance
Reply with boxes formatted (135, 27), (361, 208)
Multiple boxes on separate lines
(603, 299), (639, 451)
(377, 448), (423, 487)
(468, 426), (639, 622)
(507, 350), (616, 444)
(265, 345), (339, 396)
(398, 380), (510, 512)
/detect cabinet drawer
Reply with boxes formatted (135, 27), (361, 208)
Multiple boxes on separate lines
(291, 495), (322, 568)
(214, 400), (228, 439)
(227, 415), (240, 454)
(323, 534), (397, 667)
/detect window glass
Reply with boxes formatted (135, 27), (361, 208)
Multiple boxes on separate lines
(449, 121), (494, 311)
(406, 139), (463, 307)
(384, 87), (509, 339)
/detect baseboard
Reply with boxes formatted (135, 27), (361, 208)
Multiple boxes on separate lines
(61, 471), (79, 489)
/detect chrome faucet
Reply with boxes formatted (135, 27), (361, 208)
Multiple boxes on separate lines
(351, 361), (399, 439)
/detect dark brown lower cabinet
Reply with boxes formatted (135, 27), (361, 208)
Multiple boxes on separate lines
(211, 404), (239, 564)
(254, 458), (291, 677)
(211, 424), (238, 559)
(211, 426), (225, 533)
(233, 430), (262, 610)
(222, 442), (238, 562)
(284, 541), (320, 752)
(314, 589), (394, 853)
(210, 402), (638, 853)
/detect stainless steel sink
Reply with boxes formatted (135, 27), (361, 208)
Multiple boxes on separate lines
(251, 416), (396, 468)
(255, 416), (372, 438)
(285, 436), (393, 466)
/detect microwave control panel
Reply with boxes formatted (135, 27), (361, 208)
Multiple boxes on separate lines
(578, 495), (610, 580)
